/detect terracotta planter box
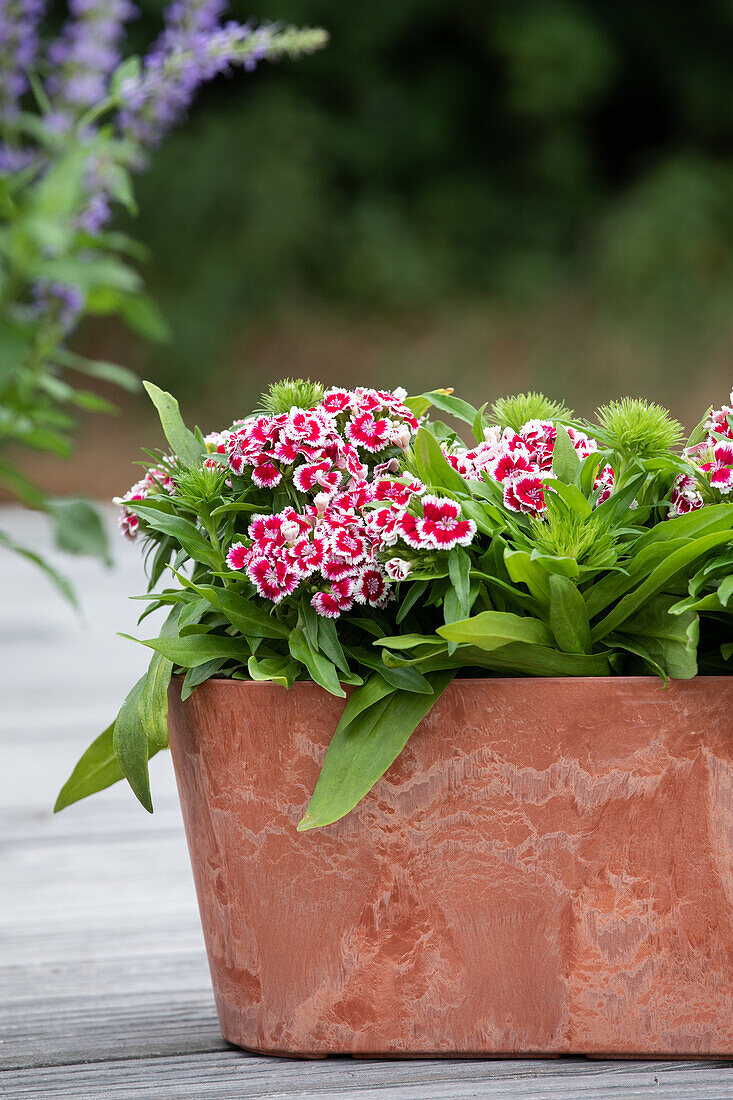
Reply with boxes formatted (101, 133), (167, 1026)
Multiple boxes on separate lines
(167, 676), (733, 1058)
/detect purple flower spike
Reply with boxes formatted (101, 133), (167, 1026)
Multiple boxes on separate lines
(0, 0), (47, 121)
(117, 2), (276, 149)
(46, 0), (138, 119)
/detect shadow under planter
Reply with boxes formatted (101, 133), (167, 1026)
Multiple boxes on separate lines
(167, 677), (733, 1057)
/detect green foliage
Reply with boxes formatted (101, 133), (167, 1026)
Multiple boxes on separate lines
(258, 378), (325, 414)
(489, 392), (573, 431)
(56, 381), (733, 831)
(595, 398), (684, 459)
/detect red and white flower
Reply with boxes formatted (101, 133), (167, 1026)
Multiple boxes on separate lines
(503, 474), (546, 515)
(346, 411), (392, 453)
(418, 495), (476, 549)
(489, 448), (534, 483)
(353, 567), (389, 606)
(669, 474), (704, 517)
(293, 459), (342, 495)
(701, 441), (733, 494)
(246, 555), (299, 602)
(311, 591), (341, 618)
(226, 542), (251, 570)
(251, 456), (282, 489)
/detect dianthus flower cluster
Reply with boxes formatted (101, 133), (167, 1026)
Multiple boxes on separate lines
(212, 386), (419, 491)
(213, 388), (477, 617)
(443, 419), (613, 515)
(114, 386), (478, 616)
(670, 388), (733, 516)
(225, 477), (477, 618)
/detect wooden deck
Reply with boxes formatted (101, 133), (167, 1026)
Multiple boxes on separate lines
(1, 505), (731, 1098)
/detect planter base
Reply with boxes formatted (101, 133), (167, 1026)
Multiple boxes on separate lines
(168, 677), (733, 1058)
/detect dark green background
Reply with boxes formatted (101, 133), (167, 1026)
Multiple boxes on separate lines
(117, 1), (733, 415)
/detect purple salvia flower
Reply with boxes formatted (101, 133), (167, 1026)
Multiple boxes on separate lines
(0, 0), (46, 121)
(46, 0), (138, 118)
(117, 1), (275, 148)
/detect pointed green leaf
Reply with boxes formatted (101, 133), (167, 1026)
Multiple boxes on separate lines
(298, 672), (454, 830)
(112, 676), (153, 812)
(438, 610), (554, 650)
(548, 574), (591, 654)
(143, 381), (203, 466)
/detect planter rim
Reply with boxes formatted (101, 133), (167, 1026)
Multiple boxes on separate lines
(173, 674), (733, 688)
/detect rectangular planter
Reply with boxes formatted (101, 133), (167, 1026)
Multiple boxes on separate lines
(167, 677), (733, 1057)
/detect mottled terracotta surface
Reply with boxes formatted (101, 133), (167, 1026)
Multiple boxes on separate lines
(167, 677), (733, 1057)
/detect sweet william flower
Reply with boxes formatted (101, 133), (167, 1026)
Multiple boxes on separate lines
(669, 474), (704, 517)
(701, 441), (733, 494)
(503, 474), (546, 515)
(226, 542), (251, 570)
(310, 591), (341, 618)
(246, 555), (298, 602)
(346, 411), (392, 453)
(418, 496), (477, 549)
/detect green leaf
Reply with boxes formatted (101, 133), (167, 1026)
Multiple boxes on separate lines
(46, 497), (111, 565)
(120, 295), (170, 342)
(396, 579), (428, 624)
(288, 627), (345, 697)
(337, 674), (396, 730)
(460, 643), (611, 677)
(438, 610), (554, 651)
(548, 574), (591, 654)
(54, 348), (140, 393)
(552, 424), (582, 484)
(317, 616), (351, 675)
(503, 548), (551, 604)
(122, 632), (250, 668)
(112, 676), (153, 813)
(448, 546), (472, 618)
(413, 426), (467, 495)
(137, 608), (180, 749)
(175, 576), (290, 638)
(143, 381), (203, 467)
(247, 654), (300, 687)
(592, 530), (733, 641)
(180, 658), (227, 701)
(54, 724), (129, 811)
(615, 595), (699, 679)
(129, 503), (219, 569)
(351, 645), (434, 693)
(298, 672), (454, 830)
(415, 390), (479, 427)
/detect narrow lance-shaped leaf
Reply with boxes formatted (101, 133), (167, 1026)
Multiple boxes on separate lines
(298, 672), (454, 830)
(288, 627), (345, 697)
(143, 380), (203, 467)
(438, 610), (555, 651)
(548, 574), (592, 654)
(121, 631), (251, 668)
(112, 676), (153, 813)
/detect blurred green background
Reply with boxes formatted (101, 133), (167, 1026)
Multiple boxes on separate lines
(57, 0), (733, 491)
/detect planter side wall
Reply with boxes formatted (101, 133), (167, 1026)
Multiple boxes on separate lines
(167, 677), (733, 1057)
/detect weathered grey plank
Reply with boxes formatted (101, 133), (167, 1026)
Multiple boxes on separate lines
(2, 505), (732, 1098)
(3, 1055), (732, 1100)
